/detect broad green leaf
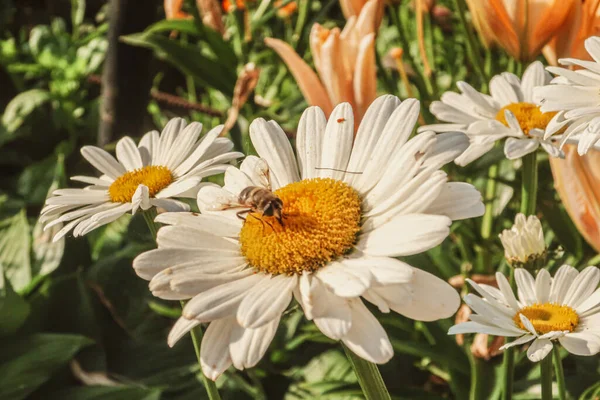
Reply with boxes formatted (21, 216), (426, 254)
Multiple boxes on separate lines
(1, 89), (50, 135)
(0, 276), (30, 337)
(120, 33), (236, 94)
(0, 208), (31, 291)
(0, 333), (93, 400)
(46, 386), (161, 400)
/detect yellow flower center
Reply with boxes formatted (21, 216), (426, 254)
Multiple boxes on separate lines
(240, 178), (362, 275)
(513, 303), (579, 334)
(495, 102), (556, 136)
(108, 166), (173, 203)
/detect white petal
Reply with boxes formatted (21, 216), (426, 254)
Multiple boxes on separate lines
(499, 334), (536, 350)
(346, 95), (402, 187)
(535, 269), (552, 304)
(521, 61), (550, 102)
(167, 317), (201, 347)
(139, 130), (159, 165)
(250, 119), (300, 189)
(155, 212), (241, 237)
(183, 274), (263, 322)
(354, 99), (420, 193)
(156, 226), (239, 251)
(549, 265), (579, 304)
(237, 274), (297, 329)
(155, 178), (201, 199)
(527, 339), (553, 362)
(317, 103), (354, 181)
(341, 299), (393, 364)
(390, 268), (460, 321)
(80, 146), (126, 179)
(150, 198), (190, 212)
(115, 136), (143, 171)
(357, 214), (451, 257)
(563, 266), (600, 308)
(229, 317), (280, 370)
(448, 321), (523, 336)
(296, 106), (326, 179)
(173, 125), (223, 177)
(515, 269), (537, 305)
(559, 332), (600, 356)
(316, 261), (372, 297)
(131, 185), (150, 214)
(425, 182), (484, 220)
(200, 317), (236, 380)
(496, 272), (521, 311)
(504, 138), (539, 160)
(576, 288), (600, 315)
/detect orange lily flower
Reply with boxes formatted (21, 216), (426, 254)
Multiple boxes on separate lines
(265, 0), (380, 126)
(164, 0), (189, 19)
(164, 0), (225, 35)
(339, 0), (385, 29)
(543, 0), (600, 65)
(550, 145), (600, 253)
(275, 0), (298, 18)
(465, 0), (576, 61)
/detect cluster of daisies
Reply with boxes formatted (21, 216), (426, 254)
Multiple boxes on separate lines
(40, 37), (600, 381)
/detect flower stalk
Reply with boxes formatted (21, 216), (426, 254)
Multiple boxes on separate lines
(142, 210), (222, 400)
(342, 343), (391, 400)
(553, 346), (566, 400)
(520, 152), (538, 216)
(540, 354), (553, 400)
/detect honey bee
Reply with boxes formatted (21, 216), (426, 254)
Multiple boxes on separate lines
(237, 186), (284, 225)
(210, 158), (285, 227)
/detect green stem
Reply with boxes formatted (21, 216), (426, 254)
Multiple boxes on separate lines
(520, 152), (538, 216)
(142, 210), (158, 239)
(480, 163), (498, 271)
(452, 0), (488, 88)
(540, 354), (553, 400)
(342, 343), (391, 400)
(142, 212), (222, 400)
(553, 346), (566, 400)
(501, 270), (515, 400)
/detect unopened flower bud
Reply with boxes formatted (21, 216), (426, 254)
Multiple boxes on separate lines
(499, 213), (546, 270)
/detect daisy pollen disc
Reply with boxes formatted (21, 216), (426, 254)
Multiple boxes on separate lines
(495, 102), (556, 136)
(109, 165), (173, 203)
(240, 178), (361, 275)
(514, 303), (579, 334)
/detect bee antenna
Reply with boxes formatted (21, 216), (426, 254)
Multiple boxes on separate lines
(315, 167), (363, 174)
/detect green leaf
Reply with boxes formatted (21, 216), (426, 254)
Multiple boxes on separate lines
(0, 208), (31, 291)
(120, 33), (236, 94)
(71, 0), (85, 31)
(0, 333), (93, 400)
(1, 89), (50, 135)
(46, 386), (161, 400)
(143, 19), (201, 37)
(0, 275), (30, 337)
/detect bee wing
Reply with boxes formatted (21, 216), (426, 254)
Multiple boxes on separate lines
(203, 191), (246, 211)
(254, 158), (272, 191)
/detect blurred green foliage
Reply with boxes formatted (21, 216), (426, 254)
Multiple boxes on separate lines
(0, 0), (599, 399)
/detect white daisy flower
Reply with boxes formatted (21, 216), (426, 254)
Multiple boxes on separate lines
(133, 95), (485, 380)
(499, 213), (546, 270)
(535, 36), (600, 155)
(40, 118), (243, 242)
(449, 266), (600, 362)
(421, 61), (564, 166)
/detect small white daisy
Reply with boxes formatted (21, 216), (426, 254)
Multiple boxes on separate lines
(499, 213), (546, 269)
(40, 118), (243, 241)
(421, 61), (563, 165)
(449, 266), (600, 362)
(133, 95), (485, 380)
(535, 36), (600, 155)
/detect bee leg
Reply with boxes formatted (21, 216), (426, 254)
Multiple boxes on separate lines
(264, 219), (277, 232)
(236, 209), (251, 221)
(247, 213), (269, 232)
